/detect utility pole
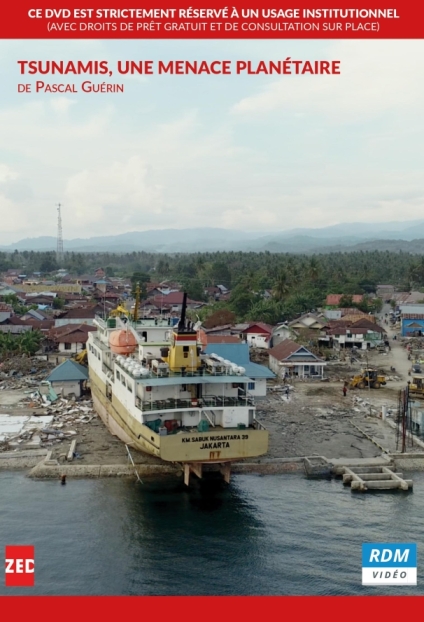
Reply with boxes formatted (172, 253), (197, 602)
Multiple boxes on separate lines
(56, 203), (64, 265)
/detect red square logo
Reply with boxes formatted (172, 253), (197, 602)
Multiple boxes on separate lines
(5, 546), (35, 587)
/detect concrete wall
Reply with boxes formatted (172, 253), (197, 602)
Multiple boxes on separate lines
(245, 334), (269, 349)
(58, 342), (85, 353)
(271, 327), (292, 348)
(269, 356), (325, 378)
(247, 378), (267, 398)
(402, 318), (424, 337)
(269, 355), (280, 375)
(51, 380), (81, 397)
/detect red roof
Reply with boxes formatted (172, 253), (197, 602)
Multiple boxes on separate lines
(58, 307), (97, 319)
(151, 293), (198, 305)
(22, 319), (55, 331)
(49, 323), (96, 342)
(351, 319), (382, 332)
(242, 322), (274, 335)
(326, 294), (364, 306)
(269, 339), (302, 361)
(269, 339), (324, 362)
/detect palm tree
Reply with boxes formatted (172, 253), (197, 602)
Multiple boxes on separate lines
(308, 257), (320, 282)
(273, 270), (290, 301)
(20, 330), (43, 356)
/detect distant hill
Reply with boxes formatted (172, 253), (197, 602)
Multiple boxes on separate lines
(1, 221), (424, 254)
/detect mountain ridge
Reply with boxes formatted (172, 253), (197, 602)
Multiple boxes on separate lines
(1, 221), (423, 253)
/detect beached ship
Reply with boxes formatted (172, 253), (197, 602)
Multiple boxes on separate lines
(86, 293), (268, 484)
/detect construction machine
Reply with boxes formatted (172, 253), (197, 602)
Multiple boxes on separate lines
(408, 374), (424, 397)
(350, 368), (386, 389)
(109, 304), (130, 318)
(73, 349), (87, 366)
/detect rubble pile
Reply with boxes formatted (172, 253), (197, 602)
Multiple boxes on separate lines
(0, 397), (98, 451)
(0, 355), (55, 376)
(0, 376), (45, 394)
(0, 358), (56, 395)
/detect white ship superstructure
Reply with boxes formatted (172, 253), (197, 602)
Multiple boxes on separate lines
(87, 294), (268, 484)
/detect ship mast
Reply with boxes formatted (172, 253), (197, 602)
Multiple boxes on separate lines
(133, 282), (140, 322)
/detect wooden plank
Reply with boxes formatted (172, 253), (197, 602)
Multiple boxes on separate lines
(67, 439), (76, 462)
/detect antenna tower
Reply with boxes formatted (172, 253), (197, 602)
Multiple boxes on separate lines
(56, 203), (64, 264)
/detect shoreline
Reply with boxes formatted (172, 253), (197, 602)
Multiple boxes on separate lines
(2, 450), (424, 480)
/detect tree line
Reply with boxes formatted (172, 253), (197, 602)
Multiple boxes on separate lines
(2, 249), (424, 325)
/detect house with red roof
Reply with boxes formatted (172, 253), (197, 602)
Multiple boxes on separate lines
(48, 324), (97, 354)
(238, 322), (274, 349)
(268, 339), (326, 378)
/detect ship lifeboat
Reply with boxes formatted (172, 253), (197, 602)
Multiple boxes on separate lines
(109, 330), (138, 355)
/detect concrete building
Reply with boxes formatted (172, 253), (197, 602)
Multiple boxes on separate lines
(400, 305), (424, 337)
(288, 313), (327, 332)
(268, 339), (326, 379)
(376, 284), (395, 300)
(204, 342), (275, 399)
(238, 322), (274, 349)
(46, 359), (89, 398)
(49, 324), (96, 353)
(55, 307), (98, 327)
(270, 323), (294, 348)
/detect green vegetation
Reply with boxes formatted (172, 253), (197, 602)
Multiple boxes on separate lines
(1, 294), (38, 315)
(2, 248), (423, 323)
(0, 330), (43, 358)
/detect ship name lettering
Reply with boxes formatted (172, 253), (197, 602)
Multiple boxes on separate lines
(182, 434), (242, 444)
(200, 442), (230, 449)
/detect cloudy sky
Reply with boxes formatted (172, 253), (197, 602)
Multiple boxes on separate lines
(0, 38), (423, 244)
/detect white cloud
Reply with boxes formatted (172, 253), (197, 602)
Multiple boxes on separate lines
(64, 156), (163, 227)
(1, 39), (424, 243)
(0, 163), (18, 183)
(232, 40), (424, 122)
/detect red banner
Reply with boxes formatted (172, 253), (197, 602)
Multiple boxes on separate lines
(2, 1), (424, 38)
(0, 596), (424, 618)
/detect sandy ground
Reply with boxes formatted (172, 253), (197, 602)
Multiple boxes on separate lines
(0, 315), (421, 467)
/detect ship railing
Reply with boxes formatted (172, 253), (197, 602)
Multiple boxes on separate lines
(138, 369), (250, 379)
(136, 396), (254, 412)
(252, 419), (267, 431)
(94, 315), (107, 328)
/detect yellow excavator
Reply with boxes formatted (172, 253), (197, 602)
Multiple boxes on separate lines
(350, 368), (386, 389)
(408, 374), (424, 397)
(73, 349), (88, 366)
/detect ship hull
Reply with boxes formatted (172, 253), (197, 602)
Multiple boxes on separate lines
(90, 369), (268, 464)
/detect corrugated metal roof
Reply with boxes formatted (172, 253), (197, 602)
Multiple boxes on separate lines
(47, 360), (89, 382)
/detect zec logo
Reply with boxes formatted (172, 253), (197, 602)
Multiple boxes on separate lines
(4, 546), (35, 587)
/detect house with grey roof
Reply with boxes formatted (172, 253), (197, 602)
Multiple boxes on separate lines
(46, 359), (89, 398)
